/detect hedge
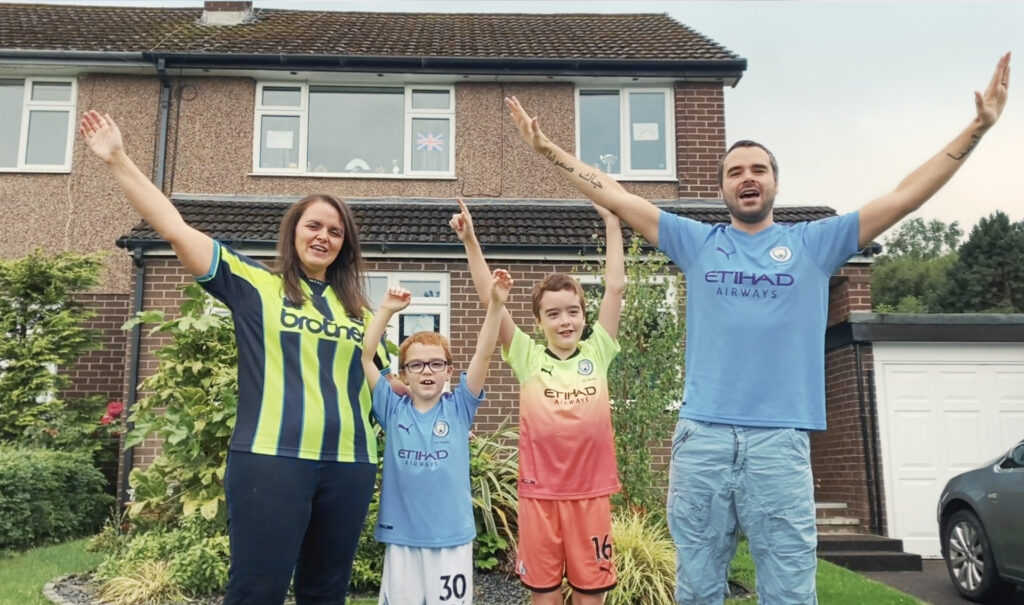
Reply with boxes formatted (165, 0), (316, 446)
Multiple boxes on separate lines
(0, 446), (113, 549)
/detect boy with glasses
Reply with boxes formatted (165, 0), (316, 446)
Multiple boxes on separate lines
(361, 268), (512, 605)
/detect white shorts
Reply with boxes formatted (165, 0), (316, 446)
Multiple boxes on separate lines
(379, 542), (474, 605)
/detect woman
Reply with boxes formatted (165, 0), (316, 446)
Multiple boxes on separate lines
(81, 110), (391, 605)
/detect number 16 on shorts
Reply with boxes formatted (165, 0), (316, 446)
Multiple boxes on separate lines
(591, 534), (612, 560)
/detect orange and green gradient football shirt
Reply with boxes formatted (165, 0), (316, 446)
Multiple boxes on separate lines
(502, 322), (621, 499)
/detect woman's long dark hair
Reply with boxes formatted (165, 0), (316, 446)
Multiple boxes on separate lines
(274, 194), (369, 318)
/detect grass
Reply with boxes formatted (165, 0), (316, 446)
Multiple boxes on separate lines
(725, 542), (923, 604)
(0, 538), (103, 605)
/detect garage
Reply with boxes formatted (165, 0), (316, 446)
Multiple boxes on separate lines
(872, 333), (1024, 558)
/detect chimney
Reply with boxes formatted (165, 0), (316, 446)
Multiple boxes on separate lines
(199, 1), (254, 26)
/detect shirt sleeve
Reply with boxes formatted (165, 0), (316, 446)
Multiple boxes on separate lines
(501, 326), (537, 384)
(363, 308), (392, 376)
(194, 242), (270, 310)
(452, 372), (484, 429)
(800, 211), (861, 275)
(372, 377), (398, 431)
(583, 321), (622, 368)
(657, 211), (714, 273)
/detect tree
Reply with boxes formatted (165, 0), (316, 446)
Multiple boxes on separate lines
(586, 237), (685, 514)
(941, 211), (1024, 313)
(0, 249), (106, 449)
(872, 218), (961, 313)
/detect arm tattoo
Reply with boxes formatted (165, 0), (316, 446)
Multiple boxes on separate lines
(947, 134), (981, 161)
(544, 150), (574, 174)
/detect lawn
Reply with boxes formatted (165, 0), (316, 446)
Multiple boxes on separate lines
(726, 541), (923, 604)
(0, 538), (103, 605)
(0, 537), (923, 605)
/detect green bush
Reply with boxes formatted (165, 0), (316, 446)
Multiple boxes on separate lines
(95, 513), (228, 597)
(470, 419), (519, 571)
(0, 446), (112, 549)
(0, 249), (111, 455)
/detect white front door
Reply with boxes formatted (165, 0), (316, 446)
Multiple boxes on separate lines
(872, 342), (1024, 558)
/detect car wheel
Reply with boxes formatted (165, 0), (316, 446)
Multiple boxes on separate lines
(943, 509), (1013, 602)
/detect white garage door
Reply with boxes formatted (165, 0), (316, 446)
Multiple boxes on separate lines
(873, 342), (1024, 558)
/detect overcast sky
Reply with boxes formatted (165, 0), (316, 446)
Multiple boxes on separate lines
(14, 0), (1023, 234)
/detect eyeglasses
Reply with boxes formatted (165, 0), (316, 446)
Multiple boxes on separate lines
(402, 360), (450, 374)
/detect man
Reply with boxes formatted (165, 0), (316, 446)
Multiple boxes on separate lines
(505, 52), (1010, 604)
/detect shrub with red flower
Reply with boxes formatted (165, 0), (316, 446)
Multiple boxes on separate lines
(99, 400), (124, 436)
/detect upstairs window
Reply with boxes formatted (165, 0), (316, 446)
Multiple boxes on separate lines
(0, 78), (77, 172)
(576, 88), (674, 180)
(254, 83), (454, 178)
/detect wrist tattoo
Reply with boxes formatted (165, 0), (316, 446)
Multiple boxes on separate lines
(947, 134), (981, 161)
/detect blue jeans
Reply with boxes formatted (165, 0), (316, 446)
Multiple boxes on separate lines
(667, 419), (817, 605)
(223, 451), (376, 605)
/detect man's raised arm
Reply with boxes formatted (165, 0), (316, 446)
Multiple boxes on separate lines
(505, 96), (662, 246)
(858, 53), (1011, 248)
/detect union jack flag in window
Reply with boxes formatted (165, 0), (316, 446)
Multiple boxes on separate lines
(416, 132), (445, 152)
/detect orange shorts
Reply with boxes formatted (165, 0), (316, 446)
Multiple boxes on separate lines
(515, 496), (616, 594)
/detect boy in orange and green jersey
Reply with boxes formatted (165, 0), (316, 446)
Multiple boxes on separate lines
(450, 198), (624, 605)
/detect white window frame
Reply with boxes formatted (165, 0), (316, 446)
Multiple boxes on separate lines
(365, 272), (450, 347)
(575, 86), (675, 181)
(0, 77), (77, 173)
(252, 82), (455, 178)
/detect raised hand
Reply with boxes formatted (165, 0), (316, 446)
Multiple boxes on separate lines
(449, 197), (476, 242)
(79, 110), (124, 163)
(490, 269), (513, 305)
(380, 287), (411, 313)
(505, 95), (551, 152)
(976, 52), (1011, 130)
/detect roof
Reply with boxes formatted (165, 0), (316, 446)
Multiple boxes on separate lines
(117, 197), (839, 254)
(0, 4), (745, 77)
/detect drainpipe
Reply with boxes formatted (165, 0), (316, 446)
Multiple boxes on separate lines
(119, 62), (172, 507)
(120, 247), (146, 506)
(853, 343), (879, 535)
(866, 367), (884, 535)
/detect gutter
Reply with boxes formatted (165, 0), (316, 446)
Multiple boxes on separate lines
(0, 49), (148, 66)
(144, 51), (747, 80)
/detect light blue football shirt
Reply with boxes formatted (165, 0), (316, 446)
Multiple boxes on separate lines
(372, 372), (482, 547)
(658, 211), (860, 430)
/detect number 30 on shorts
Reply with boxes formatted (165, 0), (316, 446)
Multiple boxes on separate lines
(591, 534), (612, 560)
(439, 574), (467, 601)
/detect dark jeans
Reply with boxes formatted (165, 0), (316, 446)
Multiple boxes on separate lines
(223, 450), (376, 605)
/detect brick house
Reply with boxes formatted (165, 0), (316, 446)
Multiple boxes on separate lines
(0, 2), (882, 537)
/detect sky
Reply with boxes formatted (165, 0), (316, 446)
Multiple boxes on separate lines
(13, 0), (1023, 235)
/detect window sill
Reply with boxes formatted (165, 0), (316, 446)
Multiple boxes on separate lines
(249, 171), (457, 180)
(0, 167), (71, 174)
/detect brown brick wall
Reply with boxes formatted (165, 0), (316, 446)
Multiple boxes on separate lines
(828, 264), (873, 327)
(675, 83), (726, 199)
(62, 293), (131, 403)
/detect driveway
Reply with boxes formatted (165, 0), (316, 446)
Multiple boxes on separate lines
(862, 559), (1024, 605)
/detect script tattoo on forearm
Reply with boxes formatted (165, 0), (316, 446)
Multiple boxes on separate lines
(543, 150), (574, 174)
(578, 171), (604, 190)
(947, 134), (982, 161)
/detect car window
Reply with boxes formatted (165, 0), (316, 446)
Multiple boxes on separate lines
(999, 443), (1024, 470)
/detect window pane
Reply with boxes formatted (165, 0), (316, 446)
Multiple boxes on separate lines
(261, 86), (300, 107)
(308, 86), (403, 174)
(410, 118), (449, 173)
(579, 91), (620, 173)
(25, 110), (68, 165)
(629, 92), (667, 171)
(365, 276), (388, 307)
(259, 115), (299, 169)
(411, 89), (450, 110)
(0, 80), (24, 167)
(31, 81), (72, 102)
(399, 280), (442, 299)
(399, 313), (440, 341)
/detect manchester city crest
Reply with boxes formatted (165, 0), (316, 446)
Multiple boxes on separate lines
(769, 246), (792, 263)
(433, 420), (450, 437)
(578, 359), (594, 376)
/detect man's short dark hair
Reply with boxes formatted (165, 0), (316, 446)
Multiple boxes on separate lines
(717, 140), (779, 186)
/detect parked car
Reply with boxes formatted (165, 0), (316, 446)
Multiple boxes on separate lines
(938, 438), (1024, 602)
